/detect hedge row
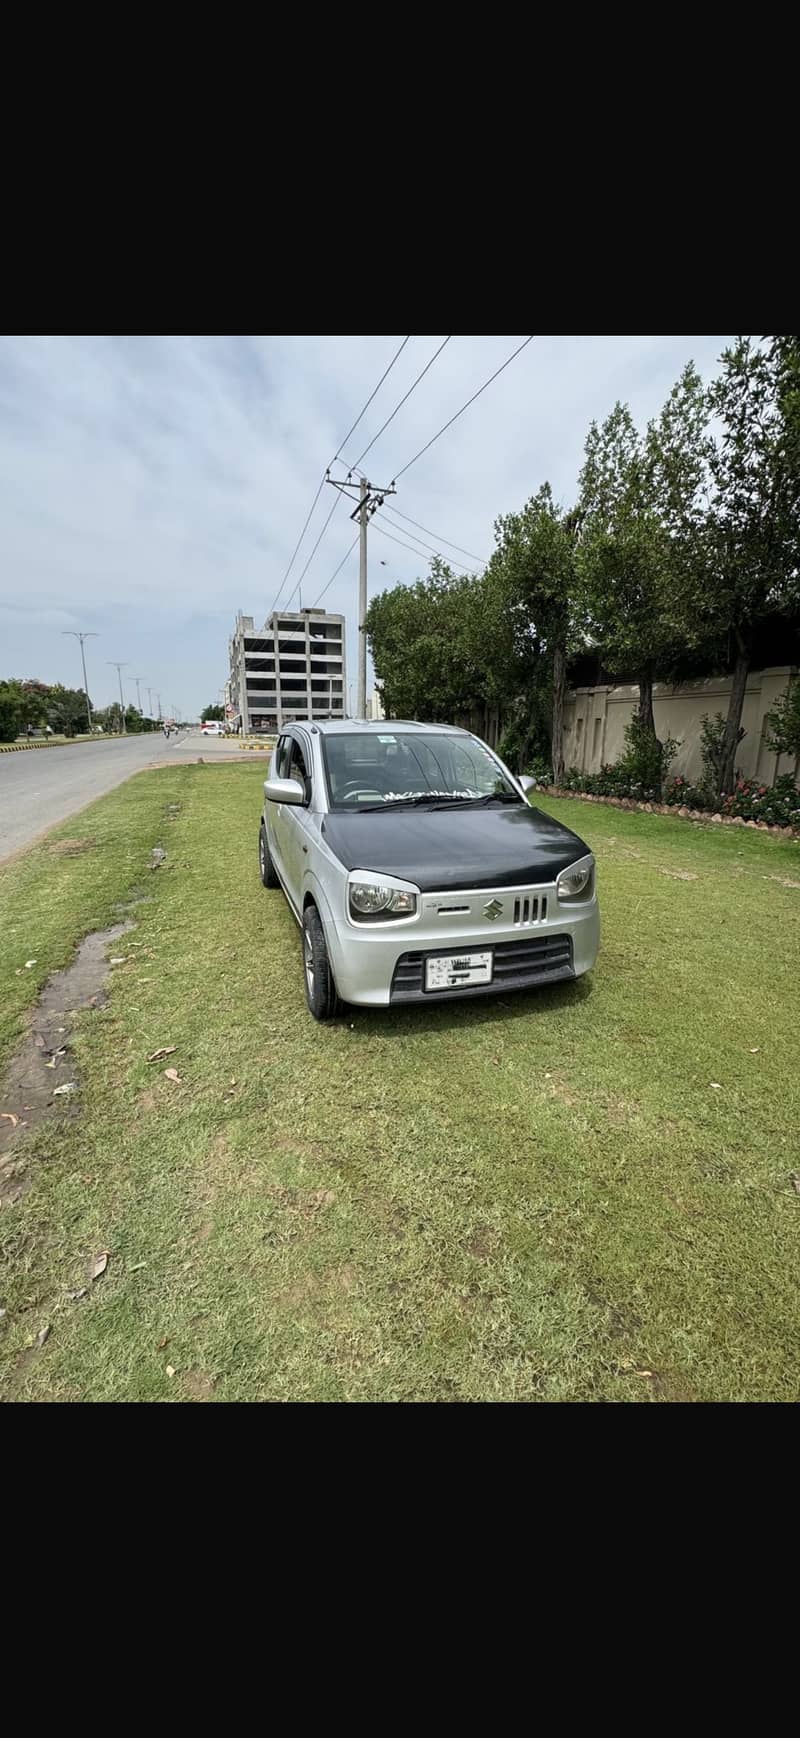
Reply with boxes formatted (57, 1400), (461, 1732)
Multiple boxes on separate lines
(538, 784), (800, 838)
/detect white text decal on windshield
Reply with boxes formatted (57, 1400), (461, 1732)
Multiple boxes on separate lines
(382, 789), (478, 802)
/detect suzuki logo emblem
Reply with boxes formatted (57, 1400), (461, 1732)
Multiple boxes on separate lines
(483, 898), (503, 921)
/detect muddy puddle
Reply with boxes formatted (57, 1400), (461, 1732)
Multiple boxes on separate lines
(0, 921), (133, 1201)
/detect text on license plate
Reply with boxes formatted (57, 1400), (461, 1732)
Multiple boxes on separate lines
(425, 950), (493, 991)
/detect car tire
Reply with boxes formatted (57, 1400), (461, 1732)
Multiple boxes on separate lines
(259, 823), (279, 889)
(302, 904), (338, 1021)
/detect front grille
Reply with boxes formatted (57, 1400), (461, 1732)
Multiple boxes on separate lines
(390, 934), (574, 1004)
(513, 894), (547, 926)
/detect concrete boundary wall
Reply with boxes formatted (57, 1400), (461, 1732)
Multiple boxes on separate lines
(563, 667), (798, 785)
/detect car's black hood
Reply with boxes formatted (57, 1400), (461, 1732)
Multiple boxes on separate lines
(320, 803), (590, 891)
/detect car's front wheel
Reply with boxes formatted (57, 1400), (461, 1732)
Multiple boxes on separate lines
(258, 823), (279, 888)
(302, 904), (338, 1021)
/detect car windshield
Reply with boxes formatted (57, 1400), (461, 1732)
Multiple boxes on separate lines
(322, 731), (520, 810)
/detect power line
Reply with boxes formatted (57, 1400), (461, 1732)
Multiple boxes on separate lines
(268, 337), (411, 618)
(343, 337), (451, 472)
(382, 504), (487, 565)
(391, 336), (535, 482)
(283, 490), (343, 612)
(370, 515), (473, 577)
(376, 508), (484, 568)
(332, 336), (411, 462)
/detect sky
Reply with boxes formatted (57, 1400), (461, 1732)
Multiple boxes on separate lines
(0, 335), (735, 719)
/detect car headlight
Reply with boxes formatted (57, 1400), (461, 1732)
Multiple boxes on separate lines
(556, 855), (594, 901)
(348, 878), (418, 921)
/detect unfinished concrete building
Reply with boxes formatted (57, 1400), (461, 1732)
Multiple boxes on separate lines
(228, 608), (346, 734)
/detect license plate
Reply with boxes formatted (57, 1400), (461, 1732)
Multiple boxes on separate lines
(425, 950), (493, 991)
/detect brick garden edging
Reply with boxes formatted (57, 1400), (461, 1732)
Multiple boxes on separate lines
(538, 785), (799, 840)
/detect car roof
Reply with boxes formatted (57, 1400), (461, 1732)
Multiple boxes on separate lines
(300, 719), (471, 737)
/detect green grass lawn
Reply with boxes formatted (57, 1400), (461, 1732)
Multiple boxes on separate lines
(1, 765), (799, 1402)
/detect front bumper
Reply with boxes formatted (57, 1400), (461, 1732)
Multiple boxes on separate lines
(325, 887), (600, 1008)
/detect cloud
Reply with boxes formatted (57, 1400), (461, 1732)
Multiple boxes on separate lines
(0, 335), (735, 713)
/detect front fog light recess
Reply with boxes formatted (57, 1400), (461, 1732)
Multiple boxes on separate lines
(557, 858), (593, 900)
(349, 882), (417, 918)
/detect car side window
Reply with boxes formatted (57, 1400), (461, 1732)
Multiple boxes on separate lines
(289, 738), (311, 802)
(275, 735), (291, 779)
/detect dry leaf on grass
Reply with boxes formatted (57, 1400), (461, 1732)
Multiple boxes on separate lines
(790, 1173), (800, 1197)
(710, 1082), (723, 1090)
(165, 1364), (176, 1378)
(164, 1067), (182, 1083)
(53, 1081), (77, 1097)
(147, 1046), (176, 1062)
(91, 1252), (108, 1280)
(25, 960), (37, 969)
(157, 1336), (170, 1350)
(0, 1112), (19, 1127)
(36, 1325), (51, 1347)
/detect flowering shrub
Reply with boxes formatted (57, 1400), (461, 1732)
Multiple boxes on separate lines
(720, 774), (800, 828)
(562, 763), (661, 802)
(563, 765), (800, 830)
(664, 774), (712, 809)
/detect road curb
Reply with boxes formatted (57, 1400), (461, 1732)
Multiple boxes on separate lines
(0, 737), (127, 753)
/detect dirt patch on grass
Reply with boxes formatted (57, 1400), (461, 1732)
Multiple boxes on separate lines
(49, 837), (97, 858)
(182, 1368), (218, 1400)
(0, 921), (132, 1201)
(467, 1224), (499, 1259)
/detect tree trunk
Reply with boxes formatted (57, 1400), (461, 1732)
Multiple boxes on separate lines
(552, 641), (566, 785)
(638, 663), (656, 736)
(717, 635), (750, 800)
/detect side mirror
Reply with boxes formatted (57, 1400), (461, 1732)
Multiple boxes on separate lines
(519, 775), (537, 795)
(264, 776), (306, 806)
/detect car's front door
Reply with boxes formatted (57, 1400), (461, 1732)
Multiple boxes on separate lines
(268, 733), (294, 889)
(279, 734), (313, 910)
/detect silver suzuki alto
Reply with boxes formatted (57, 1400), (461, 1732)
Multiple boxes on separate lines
(259, 720), (599, 1021)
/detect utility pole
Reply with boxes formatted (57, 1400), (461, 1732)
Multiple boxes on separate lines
(129, 675), (145, 713)
(326, 472), (395, 719)
(156, 694), (162, 720)
(62, 630), (98, 731)
(108, 663), (128, 734)
(357, 476), (368, 718)
(147, 687), (154, 720)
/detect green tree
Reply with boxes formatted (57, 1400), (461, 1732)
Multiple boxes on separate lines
(576, 367), (712, 795)
(366, 563), (487, 722)
(765, 678), (800, 782)
(201, 703), (224, 722)
(488, 484), (577, 782)
(0, 683), (22, 742)
(703, 337), (800, 797)
(46, 684), (93, 736)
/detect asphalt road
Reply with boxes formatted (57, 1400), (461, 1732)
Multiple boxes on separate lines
(0, 732), (259, 863)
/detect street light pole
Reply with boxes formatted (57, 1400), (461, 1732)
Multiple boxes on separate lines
(62, 630), (98, 731)
(129, 675), (145, 713)
(108, 662), (128, 734)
